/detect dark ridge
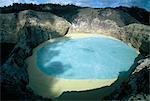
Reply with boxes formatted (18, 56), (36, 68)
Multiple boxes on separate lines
(0, 3), (81, 13)
(1, 83), (52, 100)
(116, 6), (150, 25)
(0, 3), (149, 25)
(0, 3), (81, 22)
(0, 43), (16, 65)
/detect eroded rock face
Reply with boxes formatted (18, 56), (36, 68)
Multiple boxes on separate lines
(0, 10), (71, 43)
(121, 24), (150, 54)
(0, 10), (70, 100)
(68, 8), (150, 55)
(0, 13), (19, 43)
(69, 8), (139, 34)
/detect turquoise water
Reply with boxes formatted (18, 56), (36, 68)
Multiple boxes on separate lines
(36, 36), (138, 79)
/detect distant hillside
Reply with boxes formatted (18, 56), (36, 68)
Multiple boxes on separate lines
(0, 3), (149, 25)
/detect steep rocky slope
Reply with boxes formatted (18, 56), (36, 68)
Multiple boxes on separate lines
(0, 10), (70, 65)
(0, 10), (71, 99)
(0, 4), (149, 100)
(0, 10), (70, 43)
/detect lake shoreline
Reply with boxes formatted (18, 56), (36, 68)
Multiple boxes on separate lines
(26, 33), (121, 98)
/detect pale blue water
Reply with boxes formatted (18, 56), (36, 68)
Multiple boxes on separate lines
(36, 36), (138, 79)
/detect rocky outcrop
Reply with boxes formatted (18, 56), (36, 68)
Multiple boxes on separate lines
(69, 8), (139, 34)
(120, 24), (150, 54)
(0, 10), (70, 43)
(68, 8), (150, 54)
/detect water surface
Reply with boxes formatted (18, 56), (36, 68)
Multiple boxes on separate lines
(36, 36), (138, 79)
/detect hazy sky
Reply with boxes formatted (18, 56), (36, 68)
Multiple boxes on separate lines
(0, 0), (150, 11)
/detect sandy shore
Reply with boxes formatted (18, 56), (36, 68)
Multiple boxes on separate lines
(26, 33), (125, 98)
